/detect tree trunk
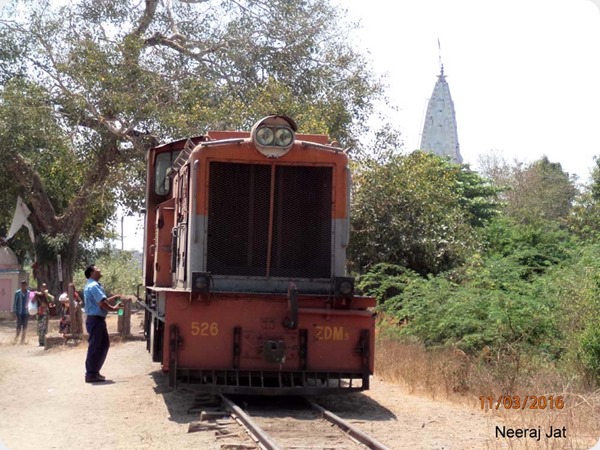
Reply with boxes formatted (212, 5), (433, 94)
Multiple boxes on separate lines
(34, 256), (74, 296)
(7, 144), (118, 295)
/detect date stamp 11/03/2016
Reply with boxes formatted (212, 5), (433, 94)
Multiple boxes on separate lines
(480, 395), (564, 411)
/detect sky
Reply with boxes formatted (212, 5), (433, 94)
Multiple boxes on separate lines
(113, 0), (600, 250)
(337, 0), (600, 181)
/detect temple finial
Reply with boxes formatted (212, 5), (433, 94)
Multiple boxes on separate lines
(438, 37), (444, 76)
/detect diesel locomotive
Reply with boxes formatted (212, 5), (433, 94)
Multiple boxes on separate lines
(141, 115), (375, 395)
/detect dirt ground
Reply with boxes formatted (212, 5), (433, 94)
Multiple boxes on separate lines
(0, 314), (596, 450)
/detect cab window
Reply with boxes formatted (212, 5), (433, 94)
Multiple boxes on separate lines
(154, 151), (180, 195)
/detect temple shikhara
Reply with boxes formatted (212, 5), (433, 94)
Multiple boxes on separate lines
(420, 64), (463, 164)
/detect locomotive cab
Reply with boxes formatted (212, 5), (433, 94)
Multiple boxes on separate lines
(142, 115), (375, 394)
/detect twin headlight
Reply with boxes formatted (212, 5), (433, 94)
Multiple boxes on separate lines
(251, 115), (297, 158)
(255, 126), (294, 147)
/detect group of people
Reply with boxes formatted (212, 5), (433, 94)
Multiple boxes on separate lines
(13, 265), (124, 383)
(13, 280), (87, 346)
(12, 281), (59, 346)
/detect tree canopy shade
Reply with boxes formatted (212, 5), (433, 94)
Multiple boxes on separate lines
(0, 0), (384, 292)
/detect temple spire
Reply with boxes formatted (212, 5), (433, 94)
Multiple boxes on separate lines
(419, 48), (462, 164)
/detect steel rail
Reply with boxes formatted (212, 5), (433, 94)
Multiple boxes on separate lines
(220, 395), (282, 450)
(309, 401), (391, 450)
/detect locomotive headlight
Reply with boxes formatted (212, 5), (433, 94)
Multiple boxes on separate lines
(195, 276), (208, 290)
(256, 127), (275, 146)
(339, 280), (353, 296)
(274, 127), (294, 146)
(251, 115), (298, 158)
(333, 277), (355, 298)
(192, 272), (211, 294)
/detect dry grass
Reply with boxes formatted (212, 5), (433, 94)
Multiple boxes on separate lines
(375, 338), (600, 449)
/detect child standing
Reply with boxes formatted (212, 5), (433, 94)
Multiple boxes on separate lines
(36, 292), (49, 347)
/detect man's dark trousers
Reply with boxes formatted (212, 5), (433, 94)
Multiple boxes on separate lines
(85, 315), (110, 377)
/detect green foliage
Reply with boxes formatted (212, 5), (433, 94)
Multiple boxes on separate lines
(362, 216), (589, 364)
(367, 226), (600, 386)
(542, 244), (600, 385)
(453, 167), (502, 227)
(36, 233), (69, 264)
(579, 323), (600, 383)
(356, 263), (420, 306)
(381, 261), (557, 356)
(353, 138), (596, 389)
(569, 157), (600, 241)
(0, 79), (74, 189)
(349, 151), (500, 275)
(73, 248), (142, 298)
(482, 217), (575, 280)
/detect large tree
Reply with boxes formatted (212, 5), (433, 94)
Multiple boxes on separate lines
(478, 154), (578, 226)
(349, 151), (500, 275)
(0, 0), (383, 293)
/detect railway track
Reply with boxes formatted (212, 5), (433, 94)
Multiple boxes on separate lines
(189, 394), (391, 450)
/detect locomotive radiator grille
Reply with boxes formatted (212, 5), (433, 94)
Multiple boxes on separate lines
(207, 163), (271, 276)
(207, 162), (332, 279)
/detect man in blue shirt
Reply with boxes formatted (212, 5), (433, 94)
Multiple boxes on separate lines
(83, 264), (123, 383)
(13, 280), (30, 344)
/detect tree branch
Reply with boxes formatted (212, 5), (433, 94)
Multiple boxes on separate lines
(4, 154), (58, 234)
(133, 0), (159, 37)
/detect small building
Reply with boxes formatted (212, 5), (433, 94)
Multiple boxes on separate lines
(0, 246), (28, 313)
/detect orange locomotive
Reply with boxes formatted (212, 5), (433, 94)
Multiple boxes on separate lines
(142, 115), (375, 394)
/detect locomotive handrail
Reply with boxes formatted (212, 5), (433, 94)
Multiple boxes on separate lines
(282, 283), (298, 330)
(136, 283), (143, 302)
(299, 141), (344, 153)
(136, 298), (153, 315)
(134, 294), (167, 323)
(199, 138), (246, 147)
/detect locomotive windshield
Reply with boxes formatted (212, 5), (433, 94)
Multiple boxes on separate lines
(154, 151), (181, 195)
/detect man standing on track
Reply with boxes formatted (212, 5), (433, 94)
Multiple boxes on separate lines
(83, 264), (123, 383)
